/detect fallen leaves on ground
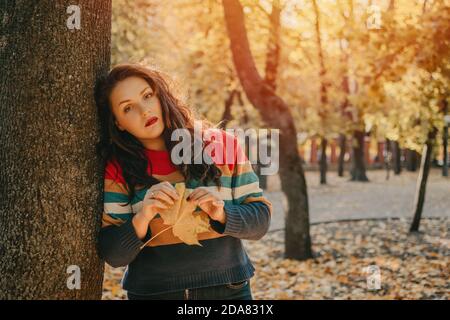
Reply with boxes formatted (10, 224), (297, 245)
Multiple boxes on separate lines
(102, 217), (449, 300)
(245, 218), (449, 300)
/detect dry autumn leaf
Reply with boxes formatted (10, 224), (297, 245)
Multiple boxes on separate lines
(158, 183), (185, 226)
(141, 182), (212, 247)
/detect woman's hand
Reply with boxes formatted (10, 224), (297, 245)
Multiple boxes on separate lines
(141, 181), (180, 221)
(132, 181), (179, 240)
(187, 187), (226, 224)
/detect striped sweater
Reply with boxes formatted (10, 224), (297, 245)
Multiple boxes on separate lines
(97, 130), (272, 295)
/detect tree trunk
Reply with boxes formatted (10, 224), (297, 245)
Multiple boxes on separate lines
(385, 138), (392, 180)
(338, 134), (346, 177)
(319, 138), (327, 184)
(0, 1), (111, 299)
(443, 124), (448, 177)
(442, 100), (448, 177)
(410, 130), (437, 232)
(337, 3), (352, 178)
(312, 0), (329, 185)
(350, 130), (369, 181)
(392, 140), (402, 175)
(405, 149), (418, 171)
(257, 0), (278, 191)
(264, 0), (280, 91)
(254, 134), (268, 190)
(222, 0), (312, 260)
(220, 89), (238, 128)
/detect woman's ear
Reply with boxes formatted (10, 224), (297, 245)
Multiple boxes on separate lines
(115, 119), (125, 131)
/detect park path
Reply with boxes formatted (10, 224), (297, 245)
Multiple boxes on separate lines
(265, 168), (450, 231)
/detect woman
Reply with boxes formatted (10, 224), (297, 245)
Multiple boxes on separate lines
(95, 63), (272, 300)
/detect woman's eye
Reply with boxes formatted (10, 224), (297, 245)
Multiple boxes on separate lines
(124, 105), (131, 113)
(144, 92), (153, 99)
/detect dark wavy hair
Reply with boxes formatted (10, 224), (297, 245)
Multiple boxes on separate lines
(95, 63), (221, 205)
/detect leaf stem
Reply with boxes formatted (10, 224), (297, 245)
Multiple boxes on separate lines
(140, 225), (174, 249)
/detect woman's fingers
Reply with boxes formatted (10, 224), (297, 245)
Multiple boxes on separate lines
(160, 185), (180, 200)
(190, 190), (224, 213)
(150, 189), (175, 205)
(149, 198), (169, 210)
(150, 183), (179, 201)
(195, 193), (216, 206)
(187, 187), (209, 201)
(160, 182), (180, 199)
(150, 184), (224, 208)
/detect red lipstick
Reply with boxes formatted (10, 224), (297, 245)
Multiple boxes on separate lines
(145, 116), (158, 127)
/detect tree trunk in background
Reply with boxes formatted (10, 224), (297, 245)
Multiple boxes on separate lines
(312, 0), (329, 185)
(319, 138), (327, 184)
(338, 134), (346, 177)
(263, 0), (280, 91)
(0, 1), (111, 299)
(336, 1), (353, 178)
(385, 138), (392, 180)
(442, 100), (448, 177)
(350, 130), (369, 181)
(410, 129), (437, 232)
(392, 140), (402, 175)
(254, 133), (268, 190)
(220, 89), (238, 128)
(443, 123), (449, 177)
(223, 0), (312, 260)
(257, 0), (280, 191)
(405, 149), (418, 171)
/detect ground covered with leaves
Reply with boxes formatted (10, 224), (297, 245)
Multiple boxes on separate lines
(102, 217), (449, 300)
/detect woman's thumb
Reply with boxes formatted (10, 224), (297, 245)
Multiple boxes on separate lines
(213, 200), (224, 207)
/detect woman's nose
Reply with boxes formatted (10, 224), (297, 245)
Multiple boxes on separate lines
(141, 106), (151, 117)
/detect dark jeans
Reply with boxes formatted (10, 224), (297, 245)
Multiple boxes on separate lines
(127, 279), (253, 300)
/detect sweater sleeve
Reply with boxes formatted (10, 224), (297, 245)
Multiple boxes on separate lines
(210, 134), (272, 240)
(97, 160), (152, 268)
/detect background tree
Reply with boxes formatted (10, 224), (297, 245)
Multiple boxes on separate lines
(222, 0), (313, 260)
(312, 0), (330, 184)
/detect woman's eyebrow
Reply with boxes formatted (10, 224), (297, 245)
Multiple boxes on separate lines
(119, 87), (150, 106)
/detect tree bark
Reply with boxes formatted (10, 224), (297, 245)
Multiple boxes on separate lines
(350, 130), (369, 181)
(0, 1), (111, 299)
(222, 0), (312, 260)
(410, 130), (437, 232)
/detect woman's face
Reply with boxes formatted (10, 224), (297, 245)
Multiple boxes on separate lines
(110, 76), (165, 148)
